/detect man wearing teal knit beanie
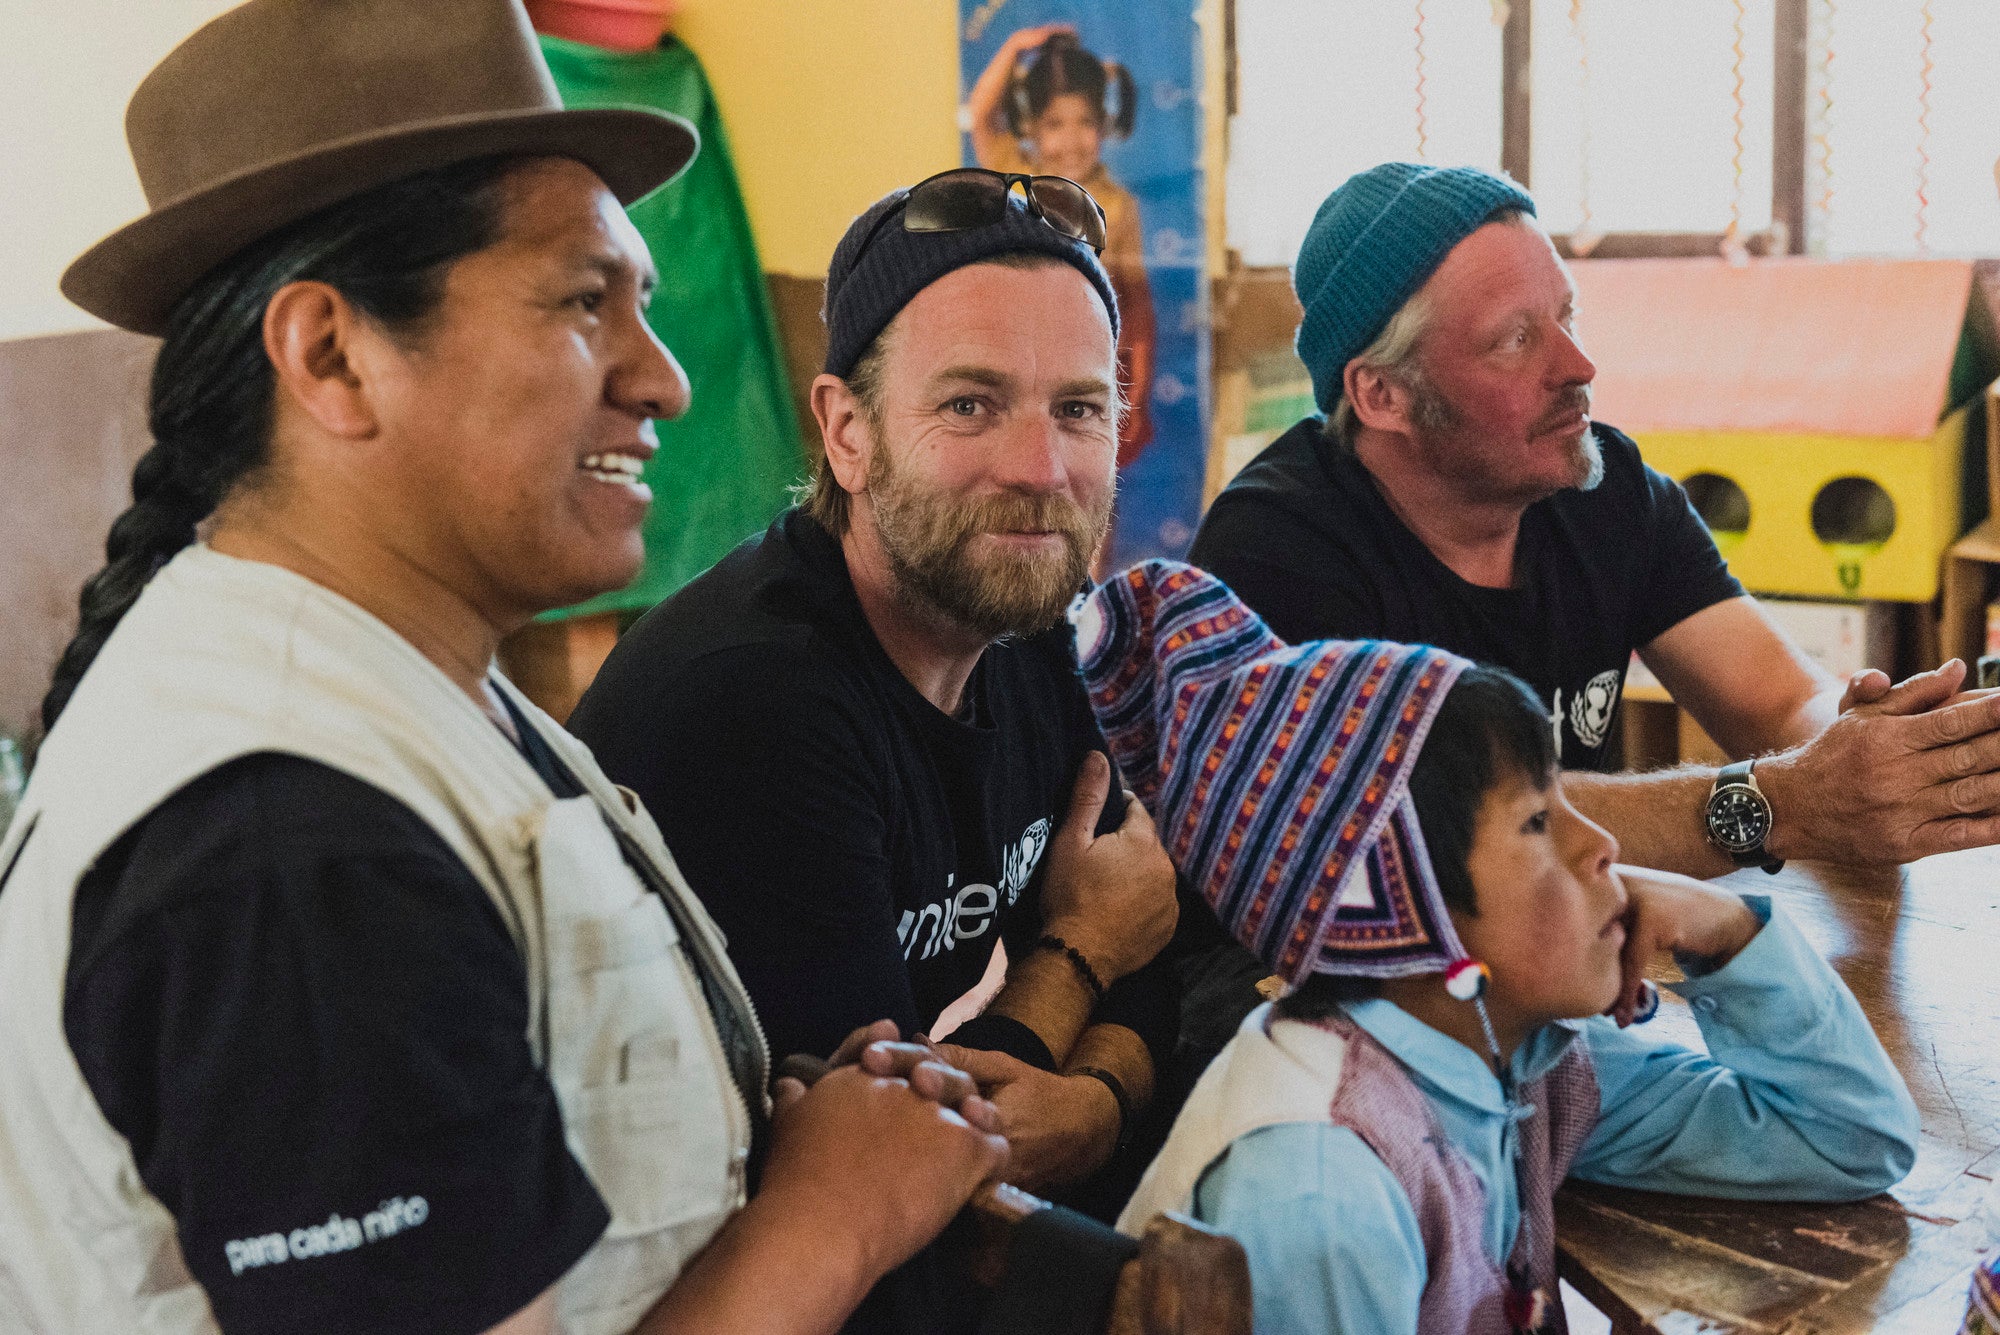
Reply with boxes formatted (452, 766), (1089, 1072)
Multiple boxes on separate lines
(1291, 162), (1536, 421)
(1191, 161), (2000, 880)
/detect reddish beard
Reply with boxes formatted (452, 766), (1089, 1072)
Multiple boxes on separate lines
(1409, 377), (1602, 495)
(866, 442), (1114, 640)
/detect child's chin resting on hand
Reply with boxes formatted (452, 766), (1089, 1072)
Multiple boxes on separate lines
(1079, 561), (1920, 1335)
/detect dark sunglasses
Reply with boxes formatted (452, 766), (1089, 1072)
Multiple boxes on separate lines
(853, 168), (1109, 263)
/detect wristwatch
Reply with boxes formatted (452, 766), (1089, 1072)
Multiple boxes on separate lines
(1705, 760), (1783, 874)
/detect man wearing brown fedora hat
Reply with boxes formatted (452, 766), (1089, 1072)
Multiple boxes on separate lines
(0, 2), (1008, 1332)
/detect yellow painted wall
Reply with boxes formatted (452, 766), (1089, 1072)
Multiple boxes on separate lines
(673, 0), (964, 277)
(8, 1), (1178, 321)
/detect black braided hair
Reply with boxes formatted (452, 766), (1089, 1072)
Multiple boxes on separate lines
(39, 155), (523, 734)
(1007, 32), (1138, 141)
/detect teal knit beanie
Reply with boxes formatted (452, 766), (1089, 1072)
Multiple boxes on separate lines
(1293, 163), (1536, 414)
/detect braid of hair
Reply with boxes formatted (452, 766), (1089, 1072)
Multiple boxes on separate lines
(39, 280), (274, 734)
(38, 446), (211, 734)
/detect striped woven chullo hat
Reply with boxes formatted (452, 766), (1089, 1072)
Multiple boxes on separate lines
(1074, 560), (1474, 988)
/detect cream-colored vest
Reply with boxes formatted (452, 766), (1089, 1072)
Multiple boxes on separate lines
(1116, 1003), (1347, 1236)
(0, 546), (766, 1335)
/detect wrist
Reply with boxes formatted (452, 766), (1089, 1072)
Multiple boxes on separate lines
(1747, 751), (1804, 861)
(1038, 919), (1118, 984)
(725, 1184), (881, 1319)
(1035, 932), (1109, 1001)
(1065, 1071), (1123, 1169)
(1673, 893), (1763, 972)
(1069, 1065), (1131, 1157)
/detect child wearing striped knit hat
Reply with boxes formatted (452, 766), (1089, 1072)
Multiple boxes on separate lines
(1083, 561), (1917, 1335)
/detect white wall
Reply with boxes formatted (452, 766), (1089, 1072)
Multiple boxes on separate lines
(1227, 0), (1503, 269)
(0, 1), (238, 342)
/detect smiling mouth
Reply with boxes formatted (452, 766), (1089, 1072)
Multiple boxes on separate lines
(580, 452), (647, 485)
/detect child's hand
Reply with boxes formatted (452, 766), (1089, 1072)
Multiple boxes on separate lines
(1007, 22), (1076, 55)
(1609, 864), (1763, 1025)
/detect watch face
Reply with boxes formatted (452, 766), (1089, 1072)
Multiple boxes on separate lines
(1706, 783), (1772, 854)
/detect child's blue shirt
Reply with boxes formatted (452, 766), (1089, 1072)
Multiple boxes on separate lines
(1188, 898), (1919, 1335)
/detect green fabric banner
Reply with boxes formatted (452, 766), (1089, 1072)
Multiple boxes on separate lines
(540, 35), (804, 619)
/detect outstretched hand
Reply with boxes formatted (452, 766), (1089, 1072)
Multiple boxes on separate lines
(1759, 658), (2000, 865)
(775, 1021), (1002, 1135)
(1005, 22), (1077, 54)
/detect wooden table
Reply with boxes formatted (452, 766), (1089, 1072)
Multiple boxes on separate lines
(1554, 850), (2000, 1332)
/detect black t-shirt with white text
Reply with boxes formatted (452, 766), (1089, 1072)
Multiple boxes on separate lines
(569, 508), (1180, 1072)
(1188, 420), (1744, 770)
(62, 741), (609, 1334)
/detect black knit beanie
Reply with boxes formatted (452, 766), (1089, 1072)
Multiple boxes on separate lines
(821, 185), (1121, 378)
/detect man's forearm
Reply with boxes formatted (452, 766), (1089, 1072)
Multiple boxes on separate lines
(636, 1190), (874, 1335)
(984, 947), (1101, 1067)
(1564, 765), (1739, 879)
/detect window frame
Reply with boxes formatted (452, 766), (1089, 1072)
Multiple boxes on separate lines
(1499, 0), (1809, 259)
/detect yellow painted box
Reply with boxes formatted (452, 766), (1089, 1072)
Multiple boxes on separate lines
(1631, 405), (1970, 602)
(1573, 256), (1997, 605)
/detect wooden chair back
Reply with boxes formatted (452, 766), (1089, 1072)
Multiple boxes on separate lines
(953, 1182), (1253, 1335)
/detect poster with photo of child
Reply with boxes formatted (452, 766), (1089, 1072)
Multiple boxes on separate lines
(960, 1), (1208, 565)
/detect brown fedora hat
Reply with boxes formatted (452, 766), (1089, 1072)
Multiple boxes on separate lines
(62, 0), (698, 336)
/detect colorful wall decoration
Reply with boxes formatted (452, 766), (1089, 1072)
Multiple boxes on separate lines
(959, 0), (1210, 564)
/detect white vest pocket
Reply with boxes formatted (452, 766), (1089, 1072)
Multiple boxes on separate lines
(531, 796), (745, 1317)
(563, 1077), (732, 1238)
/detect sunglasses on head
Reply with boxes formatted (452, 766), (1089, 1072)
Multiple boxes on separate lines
(852, 168), (1109, 264)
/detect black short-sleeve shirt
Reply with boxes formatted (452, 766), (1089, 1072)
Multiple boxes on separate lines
(1188, 420), (1744, 770)
(569, 509), (1181, 1072)
(62, 745), (609, 1334)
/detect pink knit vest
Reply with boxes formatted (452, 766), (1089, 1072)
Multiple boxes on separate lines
(1317, 1014), (1600, 1334)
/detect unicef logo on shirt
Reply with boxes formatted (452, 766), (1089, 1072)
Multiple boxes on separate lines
(896, 817), (1052, 961)
(1566, 670), (1623, 751)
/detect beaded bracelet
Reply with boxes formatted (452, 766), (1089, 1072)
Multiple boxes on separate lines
(1034, 933), (1107, 1001)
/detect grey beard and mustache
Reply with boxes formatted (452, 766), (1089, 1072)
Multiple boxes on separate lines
(867, 441), (1115, 642)
(1412, 377), (1603, 493)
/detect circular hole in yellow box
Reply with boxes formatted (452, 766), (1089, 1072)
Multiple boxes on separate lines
(1810, 476), (1897, 548)
(1682, 472), (1751, 558)
(1812, 476), (1896, 595)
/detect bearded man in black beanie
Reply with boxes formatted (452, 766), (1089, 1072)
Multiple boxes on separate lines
(572, 175), (1185, 1233)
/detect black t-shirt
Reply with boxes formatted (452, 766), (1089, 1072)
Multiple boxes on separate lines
(62, 728), (609, 1334)
(570, 508), (1179, 1072)
(1188, 420), (1744, 770)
